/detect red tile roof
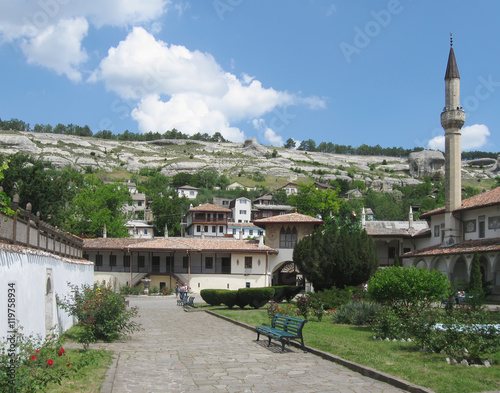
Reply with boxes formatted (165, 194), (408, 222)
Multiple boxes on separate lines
(253, 212), (324, 227)
(420, 187), (500, 218)
(83, 237), (277, 254)
(402, 237), (500, 258)
(189, 203), (231, 213)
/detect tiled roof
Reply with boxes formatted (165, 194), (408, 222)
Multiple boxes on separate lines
(402, 237), (500, 258)
(83, 237), (277, 254)
(178, 185), (199, 190)
(253, 204), (294, 211)
(83, 238), (151, 250)
(420, 187), (500, 218)
(253, 212), (324, 227)
(189, 203), (231, 213)
(227, 222), (259, 228)
(364, 221), (429, 237)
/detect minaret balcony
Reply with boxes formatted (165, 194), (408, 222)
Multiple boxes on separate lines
(441, 109), (465, 130)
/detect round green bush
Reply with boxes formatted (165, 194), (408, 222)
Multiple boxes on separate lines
(218, 290), (238, 309)
(237, 287), (275, 309)
(200, 289), (221, 306)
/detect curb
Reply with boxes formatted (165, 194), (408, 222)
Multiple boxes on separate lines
(205, 310), (435, 393)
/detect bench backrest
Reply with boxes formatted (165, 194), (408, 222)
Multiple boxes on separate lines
(272, 314), (307, 335)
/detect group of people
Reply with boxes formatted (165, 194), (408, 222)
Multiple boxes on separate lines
(175, 283), (189, 300)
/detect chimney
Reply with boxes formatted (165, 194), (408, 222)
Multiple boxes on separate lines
(258, 232), (264, 248)
(409, 206), (414, 229)
(164, 223), (169, 238)
(103, 223), (107, 239)
(361, 207), (366, 227)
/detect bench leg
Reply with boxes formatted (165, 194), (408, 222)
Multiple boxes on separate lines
(256, 332), (260, 342)
(281, 340), (286, 352)
(300, 337), (306, 352)
(268, 337), (272, 347)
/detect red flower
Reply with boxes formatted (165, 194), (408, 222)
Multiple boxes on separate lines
(35, 350), (40, 353)
(31, 355), (36, 360)
(58, 347), (66, 356)
(67, 362), (71, 367)
(84, 306), (89, 310)
(47, 359), (54, 366)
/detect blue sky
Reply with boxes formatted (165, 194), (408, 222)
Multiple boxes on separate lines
(1, 1), (499, 152)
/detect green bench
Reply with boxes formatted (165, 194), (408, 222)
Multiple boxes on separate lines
(256, 314), (307, 352)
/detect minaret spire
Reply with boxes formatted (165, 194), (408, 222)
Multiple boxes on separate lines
(441, 36), (465, 246)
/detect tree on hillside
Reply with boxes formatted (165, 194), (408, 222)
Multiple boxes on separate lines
(288, 184), (340, 219)
(293, 218), (379, 290)
(63, 178), (131, 238)
(283, 138), (296, 149)
(150, 191), (190, 236)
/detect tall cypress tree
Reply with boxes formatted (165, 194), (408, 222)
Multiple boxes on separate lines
(469, 252), (483, 297)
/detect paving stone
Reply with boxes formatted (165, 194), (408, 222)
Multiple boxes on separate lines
(97, 296), (413, 393)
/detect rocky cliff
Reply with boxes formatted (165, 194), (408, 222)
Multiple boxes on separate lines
(0, 131), (496, 190)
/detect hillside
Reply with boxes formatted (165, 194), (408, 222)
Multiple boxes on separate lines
(0, 131), (497, 191)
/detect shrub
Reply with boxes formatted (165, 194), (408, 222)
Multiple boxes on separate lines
(237, 287), (275, 309)
(307, 292), (326, 321)
(295, 294), (311, 319)
(372, 307), (409, 340)
(218, 290), (238, 309)
(150, 286), (159, 294)
(57, 283), (141, 350)
(0, 328), (71, 393)
(318, 286), (357, 310)
(367, 267), (450, 318)
(332, 300), (381, 325)
(200, 289), (221, 306)
(271, 286), (301, 302)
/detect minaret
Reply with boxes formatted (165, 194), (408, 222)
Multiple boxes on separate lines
(441, 34), (465, 245)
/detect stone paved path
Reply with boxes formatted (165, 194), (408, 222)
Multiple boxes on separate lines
(97, 296), (410, 393)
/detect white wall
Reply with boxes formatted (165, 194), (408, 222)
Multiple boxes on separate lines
(0, 246), (94, 341)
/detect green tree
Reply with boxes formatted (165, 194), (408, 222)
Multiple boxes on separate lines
(171, 172), (193, 187)
(272, 189), (288, 205)
(288, 184), (340, 219)
(283, 138), (296, 149)
(367, 267), (450, 317)
(469, 252), (484, 298)
(150, 191), (190, 236)
(63, 178), (131, 238)
(293, 219), (379, 290)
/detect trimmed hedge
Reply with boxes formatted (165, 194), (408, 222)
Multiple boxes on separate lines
(237, 287), (275, 309)
(271, 286), (302, 302)
(219, 290), (238, 309)
(200, 289), (221, 306)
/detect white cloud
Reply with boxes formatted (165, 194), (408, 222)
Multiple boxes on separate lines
(20, 17), (88, 82)
(252, 118), (284, 146)
(427, 124), (490, 151)
(0, 0), (168, 79)
(92, 27), (325, 141)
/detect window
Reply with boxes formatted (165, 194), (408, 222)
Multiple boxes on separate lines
(183, 256), (189, 269)
(144, 229), (148, 235)
(479, 215), (486, 238)
(212, 225), (216, 233)
(388, 247), (396, 259)
(123, 255), (130, 267)
(109, 255), (116, 267)
(205, 257), (213, 269)
(245, 257), (252, 269)
(249, 230), (253, 236)
(95, 254), (103, 266)
(138, 255), (145, 268)
(240, 210), (247, 215)
(204, 226), (208, 233)
(190, 190), (194, 195)
(219, 226), (224, 233)
(434, 225), (440, 237)
(196, 225), (201, 233)
(240, 199), (247, 204)
(279, 227), (297, 248)
(137, 201), (143, 207)
(403, 247), (411, 254)
(233, 229), (236, 235)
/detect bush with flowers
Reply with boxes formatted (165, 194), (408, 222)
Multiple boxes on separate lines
(57, 283), (141, 350)
(0, 328), (71, 393)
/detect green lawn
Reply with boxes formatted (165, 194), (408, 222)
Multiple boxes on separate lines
(204, 305), (500, 393)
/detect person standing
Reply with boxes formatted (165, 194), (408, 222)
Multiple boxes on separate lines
(175, 283), (179, 298)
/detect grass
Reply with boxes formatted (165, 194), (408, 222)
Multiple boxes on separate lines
(44, 326), (113, 392)
(46, 348), (112, 393)
(202, 304), (500, 393)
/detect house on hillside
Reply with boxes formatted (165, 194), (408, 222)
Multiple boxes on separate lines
(227, 222), (263, 239)
(279, 182), (299, 195)
(226, 181), (245, 190)
(125, 220), (155, 239)
(177, 185), (199, 199)
(230, 197), (251, 223)
(183, 203), (231, 237)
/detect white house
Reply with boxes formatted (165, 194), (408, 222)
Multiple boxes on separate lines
(177, 185), (200, 199)
(230, 197), (252, 223)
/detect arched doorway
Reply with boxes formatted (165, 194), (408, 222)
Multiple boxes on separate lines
(450, 256), (468, 284)
(272, 261), (301, 287)
(414, 259), (427, 269)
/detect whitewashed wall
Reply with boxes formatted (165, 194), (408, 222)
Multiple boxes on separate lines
(0, 245), (94, 341)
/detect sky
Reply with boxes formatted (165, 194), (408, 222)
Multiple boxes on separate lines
(0, 1), (499, 152)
